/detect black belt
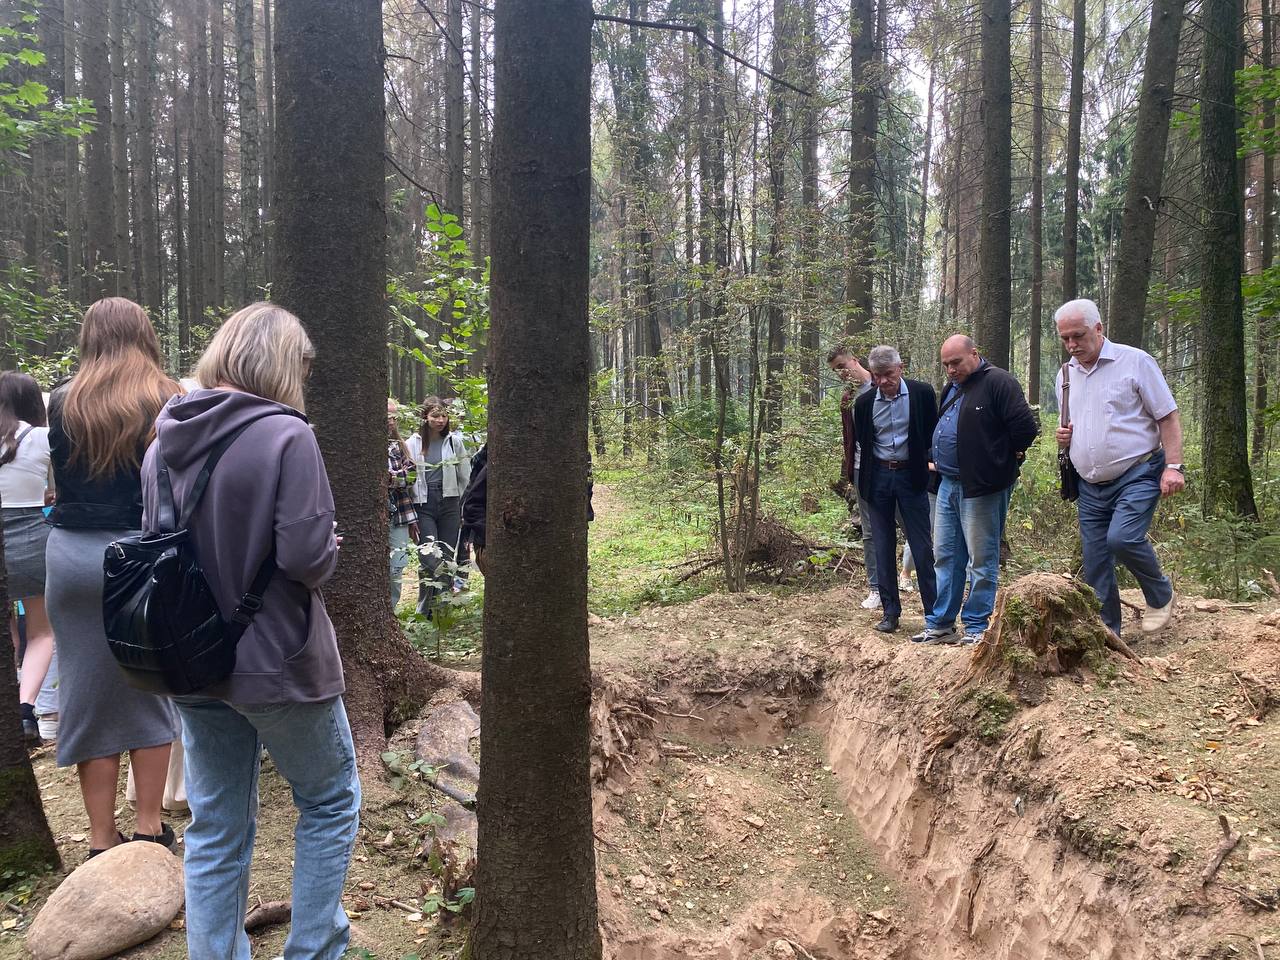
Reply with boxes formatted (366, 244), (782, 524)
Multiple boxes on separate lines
(877, 458), (909, 470)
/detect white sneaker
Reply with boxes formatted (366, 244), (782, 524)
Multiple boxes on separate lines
(861, 591), (882, 610)
(899, 575), (915, 593)
(1141, 595), (1175, 634)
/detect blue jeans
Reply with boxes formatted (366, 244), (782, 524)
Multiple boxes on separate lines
(1077, 451), (1173, 635)
(928, 475), (1010, 634)
(390, 523), (412, 606)
(867, 466), (936, 620)
(175, 697), (361, 960)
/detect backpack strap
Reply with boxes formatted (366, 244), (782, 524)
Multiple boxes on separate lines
(154, 422), (258, 533)
(225, 548), (277, 641)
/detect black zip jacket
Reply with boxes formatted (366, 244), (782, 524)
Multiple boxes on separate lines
(937, 361), (1039, 498)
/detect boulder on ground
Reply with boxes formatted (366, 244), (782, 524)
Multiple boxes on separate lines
(27, 841), (183, 960)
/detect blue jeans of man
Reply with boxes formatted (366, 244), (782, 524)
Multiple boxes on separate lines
(175, 696), (361, 960)
(1077, 451), (1173, 635)
(927, 475), (1010, 634)
(867, 466), (936, 621)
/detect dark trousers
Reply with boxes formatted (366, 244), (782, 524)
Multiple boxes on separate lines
(867, 466), (936, 621)
(1077, 451), (1173, 634)
(415, 489), (462, 615)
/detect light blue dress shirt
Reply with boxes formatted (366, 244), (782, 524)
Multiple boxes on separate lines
(872, 379), (910, 462)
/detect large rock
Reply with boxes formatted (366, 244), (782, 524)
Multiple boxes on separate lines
(27, 841), (184, 960)
(415, 700), (480, 847)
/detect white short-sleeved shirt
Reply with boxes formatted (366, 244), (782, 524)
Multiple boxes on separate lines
(0, 423), (53, 508)
(1054, 339), (1177, 484)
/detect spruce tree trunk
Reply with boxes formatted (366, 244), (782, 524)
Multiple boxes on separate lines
(63, 0), (82, 304)
(1063, 0), (1086, 304)
(976, 0), (1012, 369)
(798, 0), (820, 405)
(1200, 0), (1259, 519)
(846, 0), (877, 333)
(468, 0), (488, 265)
(134, 0), (162, 318)
(1107, 0), (1186, 349)
(211, 1), (227, 306)
(1029, 0), (1044, 404)
(0, 493), (60, 878)
(261, 0), (275, 284)
(445, 0), (465, 221)
(911, 61), (934, 317)
(273, 0), (472, 767)
(471, 0), (599, 954)
(236, 0), (264, 296)
(109, 0), (131, 298)
(1254, 1), (1275, 466)
(763, 0), (790, 455)
(82, 0), (115, 299)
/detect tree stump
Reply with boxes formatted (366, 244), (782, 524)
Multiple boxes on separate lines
(964, 573), (1112, 704)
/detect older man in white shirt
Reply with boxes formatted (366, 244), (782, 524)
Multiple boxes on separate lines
(1054, 298), (1185, 638)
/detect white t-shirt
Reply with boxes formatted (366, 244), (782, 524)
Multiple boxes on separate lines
(0, 423), (53, 508)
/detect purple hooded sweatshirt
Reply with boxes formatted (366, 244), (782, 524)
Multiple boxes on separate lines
(140, 388), (344, 704)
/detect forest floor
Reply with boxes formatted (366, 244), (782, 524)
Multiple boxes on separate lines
(3, 483), (1280, 960)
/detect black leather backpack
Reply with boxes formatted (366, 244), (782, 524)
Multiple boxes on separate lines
(103, 424), (274, 695)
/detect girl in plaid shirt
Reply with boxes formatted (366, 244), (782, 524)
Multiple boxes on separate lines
(387, 401), (419, 605)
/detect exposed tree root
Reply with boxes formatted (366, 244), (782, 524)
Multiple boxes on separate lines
(963, 573), (1115, 704)
(244, 900), (292, 932)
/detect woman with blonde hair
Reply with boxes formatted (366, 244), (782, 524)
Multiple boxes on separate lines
(46, 297), (180, 856)
(142, 301), (358, 960)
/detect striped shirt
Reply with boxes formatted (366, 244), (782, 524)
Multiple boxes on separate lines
(1054, 338), (1177, 484)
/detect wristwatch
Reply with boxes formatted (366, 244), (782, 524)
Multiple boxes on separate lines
(1167, 463), (1184, 473)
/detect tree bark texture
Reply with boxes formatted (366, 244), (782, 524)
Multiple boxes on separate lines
(445, 0), (466, 220)
(1106, 0), (1186, 349)
(82, 0), (115, 299)
(976, 0), (1012, 370)
(798, 0), (820, 405)
(1199, 0), (1259, 519)
(236, 0), (264, 296)
(1254, 0), (1275, 466)
(109, 0), (131, 297)
(133, 0), (162, 317)
(273, 0), (471, 766)
(763, 0), (790, 449)
(0, 491), (61, 878)
(63, 0), (82, 303)
(846, 0), (876, 333)
(1029, 0), (1044, 405)
(1063, 0), (1086, 304)
(471, 0), (601, 956)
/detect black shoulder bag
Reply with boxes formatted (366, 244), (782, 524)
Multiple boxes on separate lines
(102, 424), (275, 695)
(1058, 362), (1081, 502)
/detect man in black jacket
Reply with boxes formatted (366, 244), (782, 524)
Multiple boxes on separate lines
(913, 335), (1039, 645)
(854, 345), (938, 633)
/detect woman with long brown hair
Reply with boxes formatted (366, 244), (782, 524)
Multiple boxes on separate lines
(46, 297), (180, 857)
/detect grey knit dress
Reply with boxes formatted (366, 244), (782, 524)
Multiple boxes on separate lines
(46, 526), (177, 767)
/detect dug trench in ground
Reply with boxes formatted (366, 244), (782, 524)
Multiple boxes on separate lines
(587, 578), (1280, 960)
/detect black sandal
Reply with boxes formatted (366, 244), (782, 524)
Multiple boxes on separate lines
(87, 831), (128, 859)
(131, 823), (176, 850)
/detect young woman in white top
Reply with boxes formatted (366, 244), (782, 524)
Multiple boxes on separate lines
(0, 372), (56, 742)
(405, 397), (471, 615)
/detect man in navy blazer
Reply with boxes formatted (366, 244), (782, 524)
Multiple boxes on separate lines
(854, 345), (938, 633)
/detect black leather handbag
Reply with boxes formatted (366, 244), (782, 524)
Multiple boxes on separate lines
(1058, 362), (1081, 502)
(103, 424), (274, 695)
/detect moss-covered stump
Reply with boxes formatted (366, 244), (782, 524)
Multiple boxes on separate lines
(965, 573), (1112, 704)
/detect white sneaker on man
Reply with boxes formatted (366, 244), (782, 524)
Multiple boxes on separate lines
(899, 575), (915, 593)
(861, 591), (882, 610)
(1141, 595), (1175, 634)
